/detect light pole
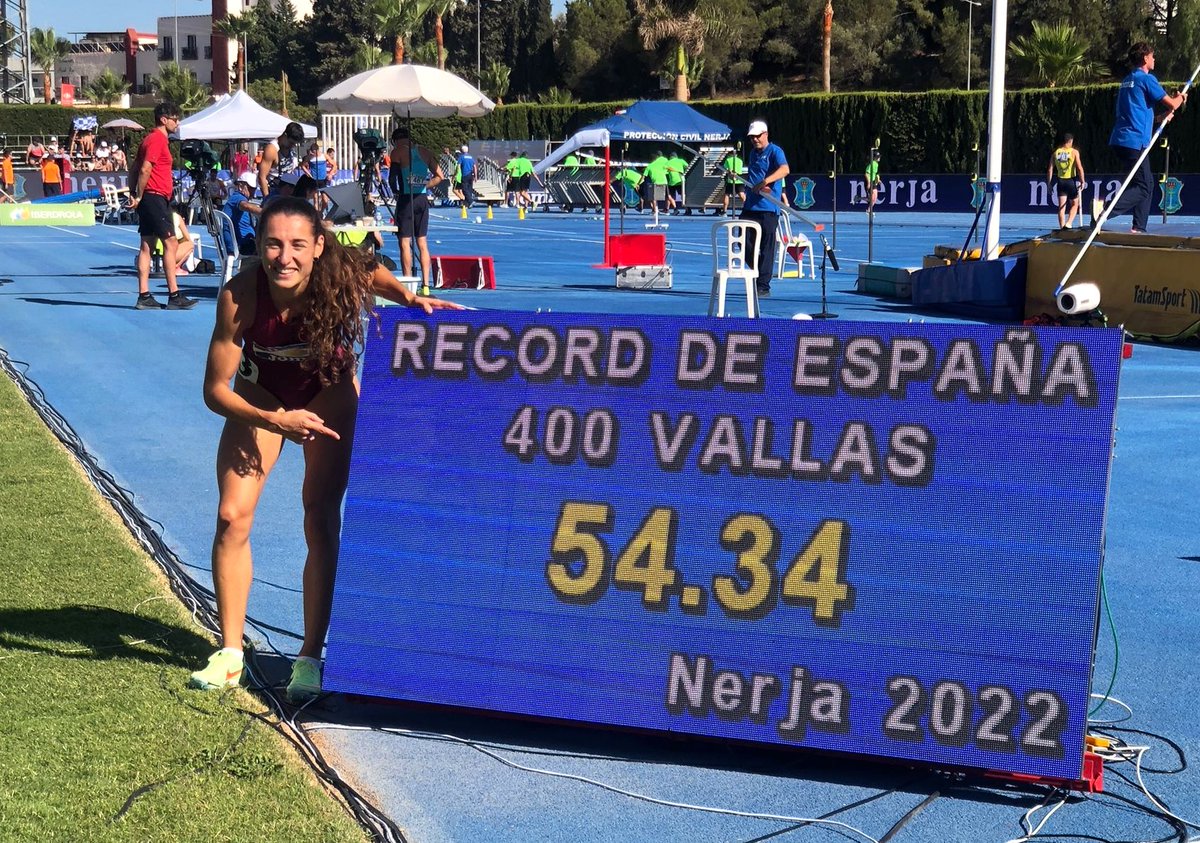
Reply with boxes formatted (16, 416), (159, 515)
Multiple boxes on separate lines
(476, 0), (480, 81)
(959, 0), (982, 90)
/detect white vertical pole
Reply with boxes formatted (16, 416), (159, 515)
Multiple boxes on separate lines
(982, 0), (1008, 261)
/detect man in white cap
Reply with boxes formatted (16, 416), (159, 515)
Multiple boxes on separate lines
(741, 119), (789, 297)
(221, 171), (262, 255)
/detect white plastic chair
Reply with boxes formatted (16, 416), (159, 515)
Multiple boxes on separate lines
(776, 212), (815, 279)
(98, 182), (127, 225)
(211, 210), (241, 288)
(709, 219), (761, 318)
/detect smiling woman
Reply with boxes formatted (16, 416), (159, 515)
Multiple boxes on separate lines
(191, 196), (465, 703)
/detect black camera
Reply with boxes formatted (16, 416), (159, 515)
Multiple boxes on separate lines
(353, 128), (387, 156)
(180, 140), (219, 173)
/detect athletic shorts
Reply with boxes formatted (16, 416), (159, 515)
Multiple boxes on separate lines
(517, 174), (531, 191)
(1056, 178), (1080, 200)
(136, 192), (174, 239)
(724, 180), (739, 197)
(394, 194), (430, 238)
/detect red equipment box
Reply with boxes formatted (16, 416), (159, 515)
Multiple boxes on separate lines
(608, 233), (666, 267)
(432, 255), (496, 289)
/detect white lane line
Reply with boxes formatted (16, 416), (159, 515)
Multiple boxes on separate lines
(1119, 394), (1200, 401)
(48, 226), (90, 237)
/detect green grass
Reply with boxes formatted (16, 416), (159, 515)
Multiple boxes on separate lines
(0, 373), (368, 843)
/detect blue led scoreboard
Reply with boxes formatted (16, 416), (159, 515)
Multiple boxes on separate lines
(326, 310), (1122, 782)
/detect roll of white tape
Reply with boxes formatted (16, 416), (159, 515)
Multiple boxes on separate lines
(1057, 282), (1101, 314)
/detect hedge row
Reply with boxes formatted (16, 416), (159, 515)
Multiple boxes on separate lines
(3, 85), (1195, 173)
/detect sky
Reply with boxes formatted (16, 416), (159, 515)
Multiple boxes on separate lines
(30, 0), (569, 42)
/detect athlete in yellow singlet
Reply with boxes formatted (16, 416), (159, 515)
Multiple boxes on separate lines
(1047, 132), (1086, 228)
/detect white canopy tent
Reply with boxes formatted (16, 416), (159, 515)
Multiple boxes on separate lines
(177, 91), (316, 142)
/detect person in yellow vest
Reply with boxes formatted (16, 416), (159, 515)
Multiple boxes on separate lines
(1047, 132), (1086, 229)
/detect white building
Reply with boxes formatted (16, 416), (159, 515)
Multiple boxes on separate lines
(38, 0), (312, 104)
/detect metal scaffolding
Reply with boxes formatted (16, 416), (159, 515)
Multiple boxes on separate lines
(1, 0), (34, 103)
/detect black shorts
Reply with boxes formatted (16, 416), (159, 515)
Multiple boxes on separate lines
(724, 180), (739, 197)
(1056, 178), (1080, 200)
(394, 194), (430, 238)
(517, 174), (531, 191)
(136, 192), (174, 239)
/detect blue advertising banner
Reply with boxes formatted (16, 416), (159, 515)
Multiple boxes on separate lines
(785, 172), (1196, 216)
(327, 312), (1123, 781)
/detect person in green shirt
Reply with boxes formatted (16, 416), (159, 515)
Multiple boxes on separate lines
(562, 152), (581, 176)
(612, 165), (643, 209)
(865, 148), (881, 213)
(514, 151), (535, 209)
(721, 147), (744, 215)
(504, 152), (520, 206)
(665, 151), (685, 213)
(642, 149), (670, 213)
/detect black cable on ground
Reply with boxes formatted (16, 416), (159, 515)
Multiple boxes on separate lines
(0, 347), (406, 843)
(878, 790), (939, 842)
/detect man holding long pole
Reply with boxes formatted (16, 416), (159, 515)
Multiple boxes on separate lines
(741, 120), (789, 298)
(1107, 42), (1187, 234)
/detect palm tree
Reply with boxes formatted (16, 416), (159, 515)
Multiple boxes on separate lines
(153, 62), (210, 110)
(537, 86), (578, 105)
(83, 68), (130, 106)
(631, 0), (714, 102)
(351, 41), (390, 72)
(1008, 21), (1098, 88)
(369, 0), (431, 64)
(428, 0), (464, 70)
(30, 27), (71, 104)
(480, 59), (510, 104)
(213, 10), (257, 91)
(822, 1), (833, 93)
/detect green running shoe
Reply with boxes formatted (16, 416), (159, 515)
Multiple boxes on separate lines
(286, 657), (323, 704)
(189, 649), (244, 690)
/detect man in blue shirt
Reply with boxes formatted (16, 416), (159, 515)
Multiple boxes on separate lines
(740, 120), (790, 296)
(1107, 42), (1187, 233)
(221, 172), (261, 255)
(457, 145), (476, 208)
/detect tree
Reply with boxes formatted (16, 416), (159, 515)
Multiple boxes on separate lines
(480, 59), (510, 103)
(694, 0), (761, 97)
(1009, 21), (1099, 87)
(822, 1), (832, 92)
(632, 0), (708, 101)
(537, 85), (578, 104)
(289, 0), (377, 104)
(153, 62), (210, 110)
(370, 0), (431, 64)
(351, 41), (391, 71)
(213, 10), (257, 91)
(247, 0), (300, 82)
(428, 0), (465, 70)
(82, 68), (129, 106)
(30, 27), (71, 104)
(557, 0), (648, 101)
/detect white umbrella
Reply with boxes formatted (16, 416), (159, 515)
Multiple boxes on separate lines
(317, 64), (495, 118)
(319, 65), (494, 297)
(100, 118), (145, 130)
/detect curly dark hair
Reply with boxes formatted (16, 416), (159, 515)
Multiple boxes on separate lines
(256, 197), (377, 387)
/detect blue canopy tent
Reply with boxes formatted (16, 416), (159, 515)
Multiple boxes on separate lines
(534, 101), (732, 267)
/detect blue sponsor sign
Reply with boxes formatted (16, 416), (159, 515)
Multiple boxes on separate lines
(787, 172), (1194, 215)
(327, 312), (1122, 781)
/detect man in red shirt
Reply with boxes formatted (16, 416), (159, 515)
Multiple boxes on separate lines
(130, 101), (196, 310)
